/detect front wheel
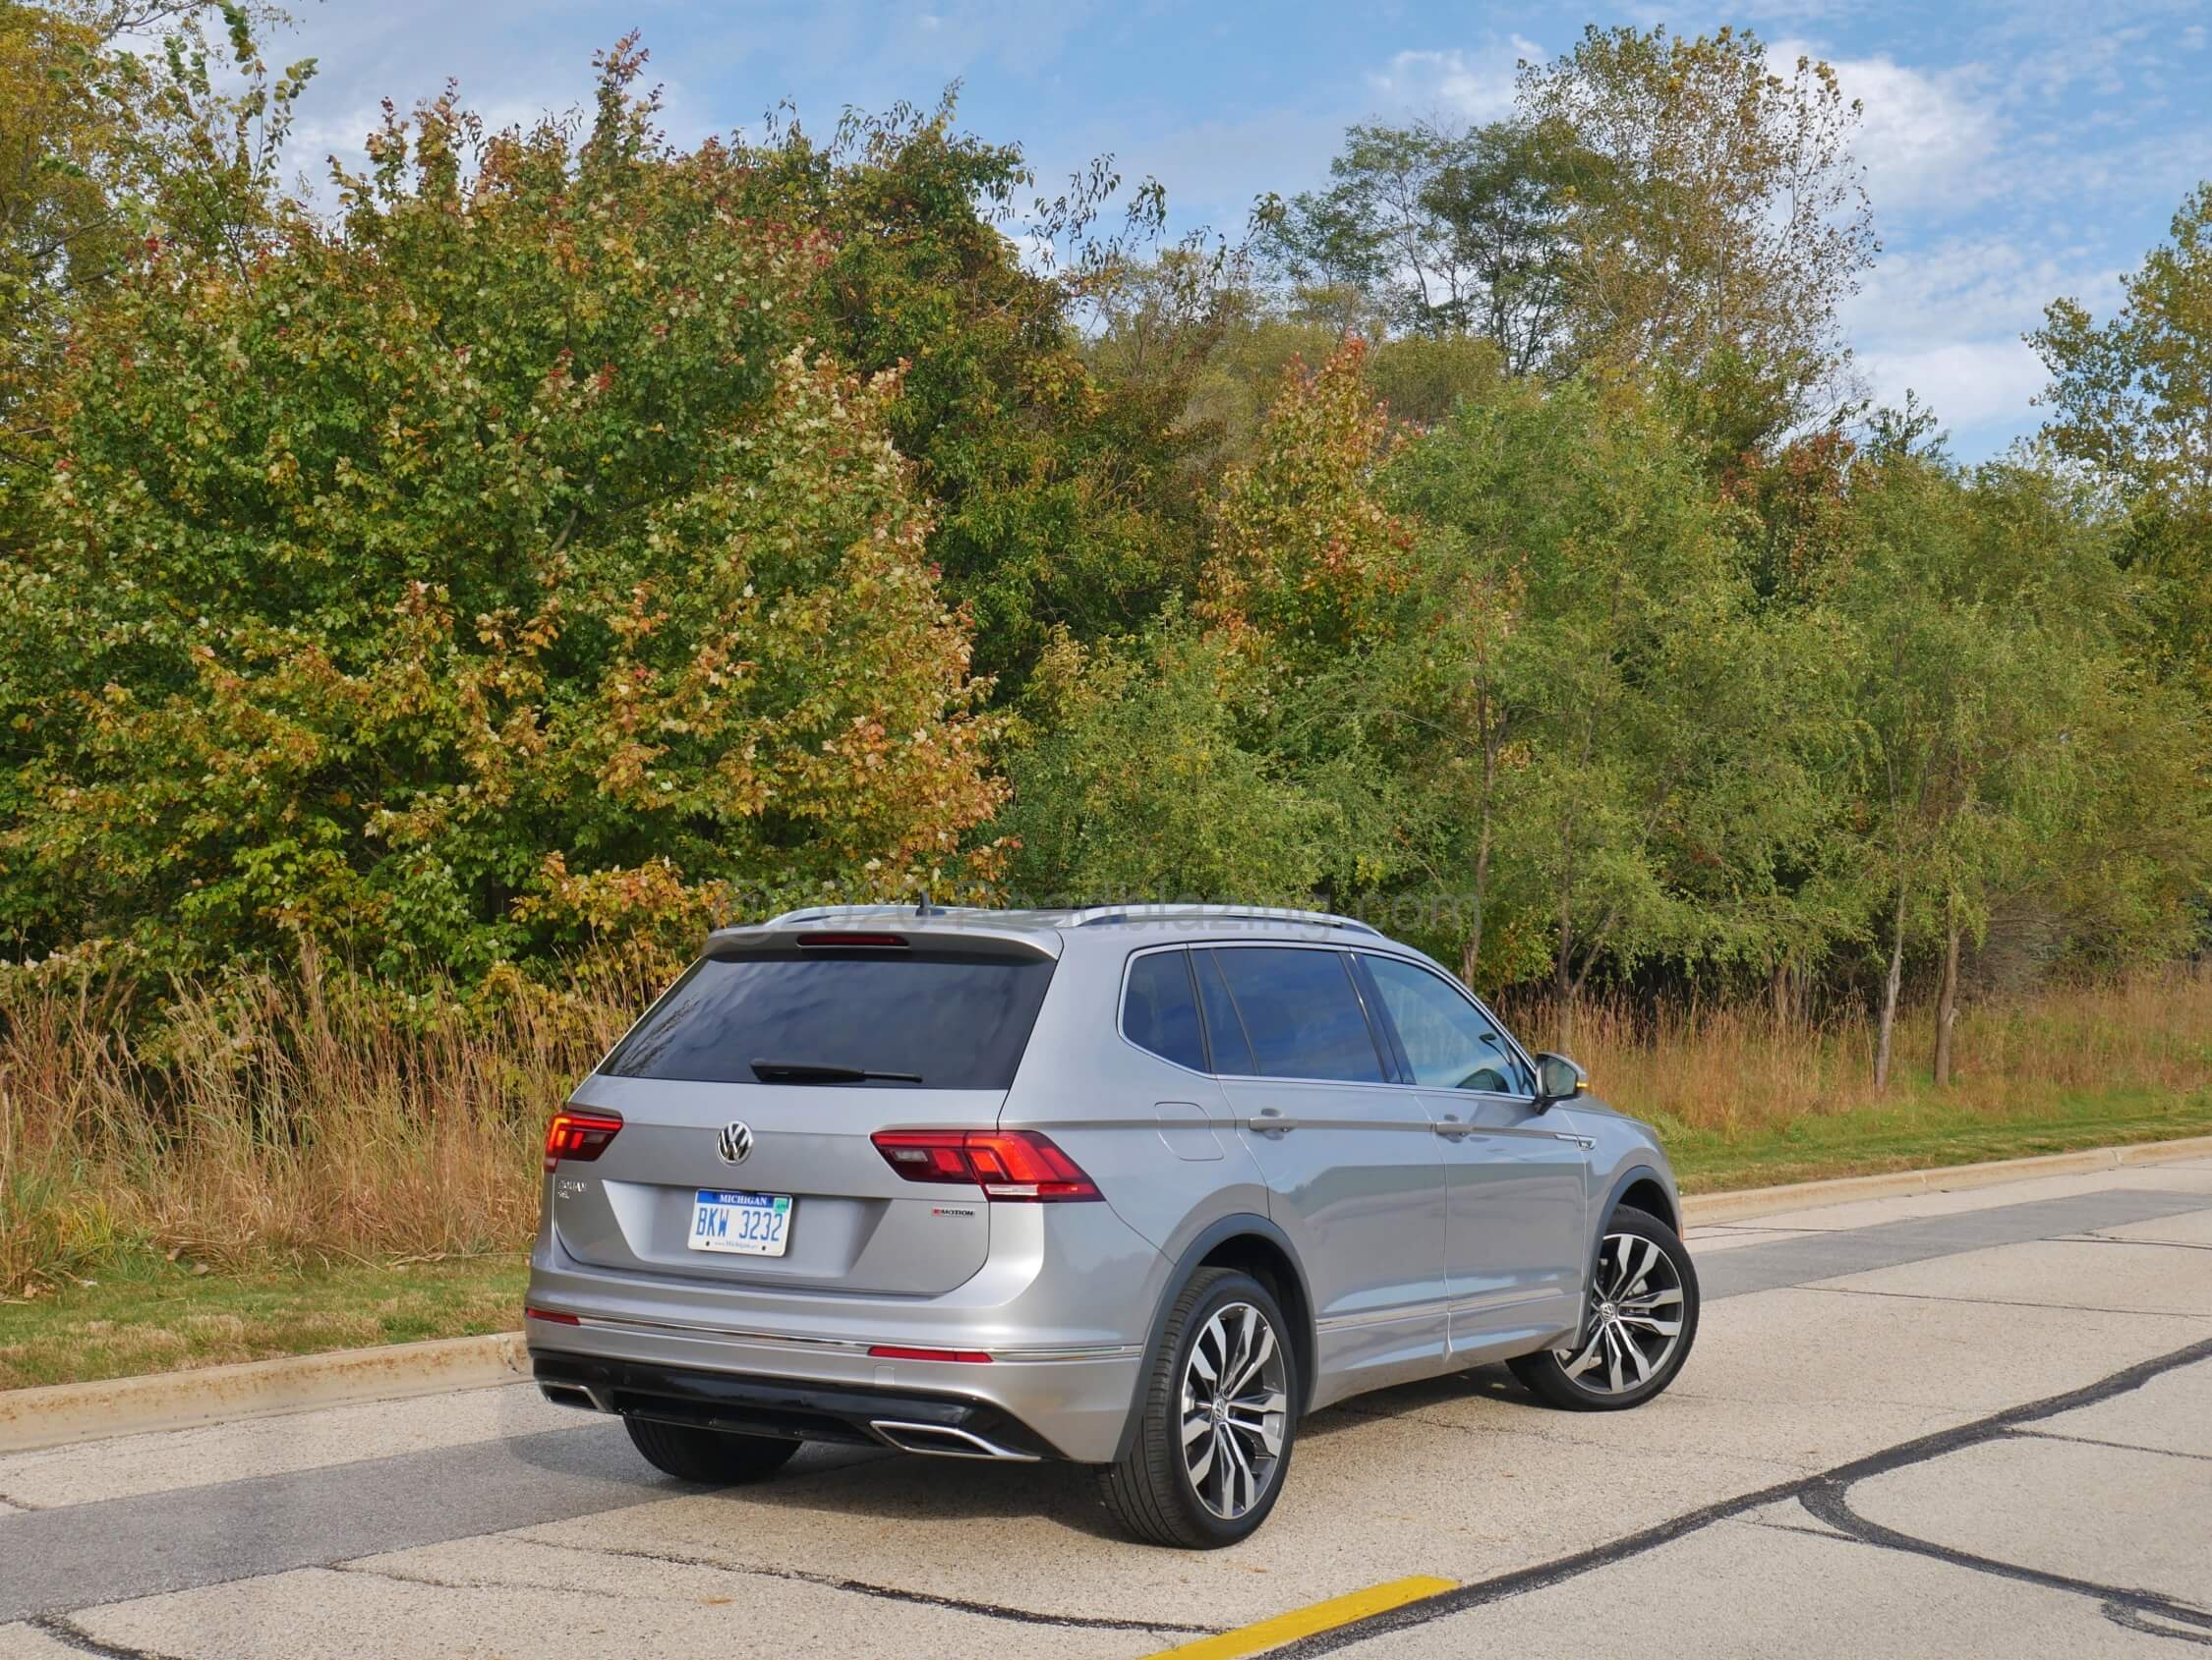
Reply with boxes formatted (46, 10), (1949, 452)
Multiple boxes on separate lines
(624, 1415), (801, 1484)
(1509, 1205), (1699, 1411)
(1098, 1267), (1298, 1548)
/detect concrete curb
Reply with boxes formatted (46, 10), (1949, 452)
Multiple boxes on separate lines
(1679, 1133), (2212, 1226)
(0, 1330), (529, 1455)
(6, 1133), (2210, 1455)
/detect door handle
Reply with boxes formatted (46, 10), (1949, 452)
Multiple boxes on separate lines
(1433, 1116), (1472, 1141)
(1252, 1109), (1297, 1137)
(1552, 1131), (1597, 1150)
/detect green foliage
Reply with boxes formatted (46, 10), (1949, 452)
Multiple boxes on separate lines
(2032, 182), (2212, 701)
(728, 97), (1214, 695)
(1000, 621), (1345, 905)
(1, 47), (1005, 975)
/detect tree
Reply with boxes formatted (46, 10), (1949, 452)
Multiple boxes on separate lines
(0, 1), (310, 492)
(2031, 181), (2212, 700)
(1, 44), (1004, 977)
(1836, 452), (2121, 1089)
(1252, 117), (1575, 371)
(1518, 26), (1876, 448)
(1389, 377), (1834, 1025)
(728, 96), (1214, 696)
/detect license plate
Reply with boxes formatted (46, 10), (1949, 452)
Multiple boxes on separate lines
(687, 1189), (793, 1256)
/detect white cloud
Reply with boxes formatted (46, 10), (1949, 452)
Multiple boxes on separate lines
(1363, 42), (1538, 124)
(1855, 338), (2049, 431)
(1841, 235), (2125, 440)
(1771, 40), (2006, 214)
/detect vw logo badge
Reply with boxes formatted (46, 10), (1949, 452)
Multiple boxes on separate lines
(717, 1120), (755, 1165)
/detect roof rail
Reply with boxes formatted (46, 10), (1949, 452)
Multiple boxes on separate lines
(1070, 903), (1381, 937)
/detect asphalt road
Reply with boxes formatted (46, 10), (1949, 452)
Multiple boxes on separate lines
(3, 1155), (2209, 1659)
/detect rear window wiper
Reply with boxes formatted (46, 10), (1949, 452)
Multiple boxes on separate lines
(748, 1059), (924, 1084)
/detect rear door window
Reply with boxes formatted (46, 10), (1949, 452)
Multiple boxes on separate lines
(1123, 950), (1207, 1071)
(601, 950), (1054, 1089)
(1211, 946), (1388, 1083)
(1193, 949), (1256, 1076)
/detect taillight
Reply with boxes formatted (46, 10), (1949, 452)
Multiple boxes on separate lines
(870, 1129), (1102, 1201)
(544, 1110), (623, 1172)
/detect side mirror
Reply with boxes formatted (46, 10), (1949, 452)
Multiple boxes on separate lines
(1533, 1052), (1587, 1107)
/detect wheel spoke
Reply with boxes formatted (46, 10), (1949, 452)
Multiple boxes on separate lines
(1228, 1324), (1275, 1399)
(1559, 1327), (1607, 1379)
(1619, 1287), (1681, 1312)
(1221, 1423), (1256, 1515)
(1187, 1427), (1215, 1485)
(1618, 1323), (1653, 1385)
(1182, 1410), (1212, 1448)
(1605, 1322), (1626, 1392)
(1619, 1314), (1680, 1338)
(1192, 1315), (1224, 1386)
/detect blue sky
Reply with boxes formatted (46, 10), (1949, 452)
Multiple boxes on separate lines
(268, 1), (2212, 460)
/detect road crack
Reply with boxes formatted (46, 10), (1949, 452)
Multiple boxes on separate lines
(27, 1615), (191, 1660)
(500, 1532), (1221, 1635)
(1273, 1334), (2212, 1655)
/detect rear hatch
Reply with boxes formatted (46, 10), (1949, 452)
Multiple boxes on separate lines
(552, 924), (1058, 1297)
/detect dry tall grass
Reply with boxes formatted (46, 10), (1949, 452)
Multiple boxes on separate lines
(0, 954), (637, 1295)
(5, 955), (2208, 1295)
(1506, 968), (2212, 1137)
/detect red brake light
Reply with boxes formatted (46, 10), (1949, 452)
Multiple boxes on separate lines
(545, 1110), (623, 1172)
(870, 1129), (1102, 1201)
(796, 932), (909, 948)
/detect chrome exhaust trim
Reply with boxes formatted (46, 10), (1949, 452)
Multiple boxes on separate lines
(540, 1381), (610, 1412)
(867, 1419), (1041, 1461)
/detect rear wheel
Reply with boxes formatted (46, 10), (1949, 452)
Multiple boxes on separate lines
(623, 1415), (801, 1484)
(1099, 1267), (1298, 1549)
(1509, 1205), (1699, 1411)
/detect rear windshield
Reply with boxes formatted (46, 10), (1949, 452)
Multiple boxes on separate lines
(601, 950), (1055, 1089)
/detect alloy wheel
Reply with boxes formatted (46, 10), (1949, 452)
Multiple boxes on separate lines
(1179, 1300), (1290, 1519)
(1552, 1231), (1686, 1396)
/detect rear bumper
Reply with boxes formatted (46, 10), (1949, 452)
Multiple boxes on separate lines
(525, 1193), (1166, 1462)
(523, 1308), (1142, 1462)
(532, 1349), (1064, 1461)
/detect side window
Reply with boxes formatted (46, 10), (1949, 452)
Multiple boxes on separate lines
(1211, 946), (1388, 1083)
(1193, 949), (1256, 1076)
(1365, 955), (1532, 1095)
(1123, 950), (1206, 1071)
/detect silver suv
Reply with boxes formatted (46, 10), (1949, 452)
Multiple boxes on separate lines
(526, 905), (1700, 1547)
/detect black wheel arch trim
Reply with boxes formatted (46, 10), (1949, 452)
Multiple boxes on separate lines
(1109, 1212), (1316, 1466)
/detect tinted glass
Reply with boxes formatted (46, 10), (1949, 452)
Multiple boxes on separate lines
(1212, 946), (1386, 1082)
(1193, 949), (1256, 1075)
(1366, 956), (1532, 1094)
(1124, 951), (1206, 1071)
(602, 951), (1054, 1089)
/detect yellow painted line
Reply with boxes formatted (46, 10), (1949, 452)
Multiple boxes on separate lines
(1142, 1574), (1456, 1660)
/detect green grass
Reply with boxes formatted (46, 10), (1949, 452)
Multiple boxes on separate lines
(0, 1253), (527, 1392)
(4, 1086), (2207, 1393)
(1664, 1082), (2212, 1192)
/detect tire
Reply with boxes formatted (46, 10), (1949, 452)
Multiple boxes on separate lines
(623, 1415), (802, 1484)
(1098, 1267), (1299, 1549)
(1509, 1204), (1700, 1412)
